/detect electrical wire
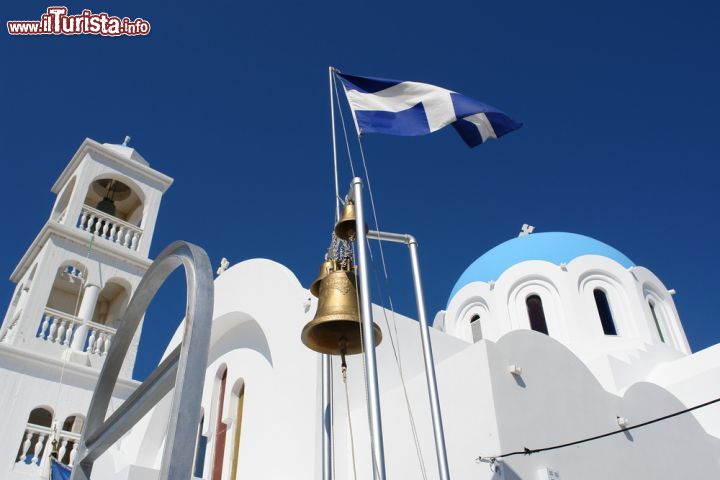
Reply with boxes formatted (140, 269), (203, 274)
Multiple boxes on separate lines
(476, 396), (720, 462)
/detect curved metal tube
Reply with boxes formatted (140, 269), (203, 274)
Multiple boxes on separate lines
(367, 229), (451, 480)
(71, 241), (214, 480)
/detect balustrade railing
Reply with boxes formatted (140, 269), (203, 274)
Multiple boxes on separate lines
(37, 308), (116, 356)
(86, 321), (115, 356)
(77, 205), (143, 252)
(15, 425), (80, 468)
(57, 430), (81, 466)
(37, 308), (82, 347)
(0, 311), (20, 344)
(16, 424), (51, 466)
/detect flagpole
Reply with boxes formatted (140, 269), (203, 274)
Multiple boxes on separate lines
(350, 177), (387, 480)
(322, 65), (338, 480)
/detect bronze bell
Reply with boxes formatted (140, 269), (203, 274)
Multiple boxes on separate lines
(301, 263), (382, 355)
(334, 201), (358, 241)
(309, 259), (336, 298)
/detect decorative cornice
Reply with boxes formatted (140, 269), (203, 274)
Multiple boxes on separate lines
(0, 343), (140, 392)
(51, 138), (174, 194)
(10, 221), (152, 282)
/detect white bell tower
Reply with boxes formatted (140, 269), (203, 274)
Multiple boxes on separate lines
(0, 137), (172, 372)
(0, 138), (173, 477)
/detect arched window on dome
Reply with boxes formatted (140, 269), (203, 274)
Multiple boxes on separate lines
(593, 289), (617, 336)
(648, 300), (665, 343)
(526, 295), (549, 335)
(470, 314), (482, 342)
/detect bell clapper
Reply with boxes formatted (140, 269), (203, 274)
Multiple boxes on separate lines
(340, 338), (348, 380)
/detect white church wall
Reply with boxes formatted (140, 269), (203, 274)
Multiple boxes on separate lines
(648, 343), (720, 438)
(121, 259), (321, 478)
(484, 330), (720, 479)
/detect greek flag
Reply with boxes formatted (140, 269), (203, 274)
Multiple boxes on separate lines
(337, 72), (522, 148)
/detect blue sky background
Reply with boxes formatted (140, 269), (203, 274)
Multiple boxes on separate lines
(1, 0), (719, 381)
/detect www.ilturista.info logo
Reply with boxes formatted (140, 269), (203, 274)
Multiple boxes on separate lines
(7, 7), (150, 36)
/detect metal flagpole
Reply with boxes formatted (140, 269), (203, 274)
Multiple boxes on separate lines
(350, 177), (387, 480)
(366, 229), (451, 480)
(322, 65), (338, 480)
(322, 354), (332, 480)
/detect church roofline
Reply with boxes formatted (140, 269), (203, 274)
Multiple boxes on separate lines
(51, 138), (174, 194)
(10, 220), (153, 283)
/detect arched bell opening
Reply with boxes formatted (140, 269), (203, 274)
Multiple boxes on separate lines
(56, 414), (85, 465)
(52, 176), (76, 222)
(91, 280), (131, 328)
(15, 406), (54, 466)
(61, 414), (85, 434)
(44, 263), (87, 318)
(82, 176), (144, 226)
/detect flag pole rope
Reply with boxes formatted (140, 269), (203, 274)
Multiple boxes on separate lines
(332, 71), (356, 179)
(330, 66), (341, 221)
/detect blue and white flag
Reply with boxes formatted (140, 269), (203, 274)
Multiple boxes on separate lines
(336, 72), (522, 148)
(50, 458), (71, 480)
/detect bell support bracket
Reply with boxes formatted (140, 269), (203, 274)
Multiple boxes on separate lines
(365, 229), (451, 480)
(70, 241), (214, 480)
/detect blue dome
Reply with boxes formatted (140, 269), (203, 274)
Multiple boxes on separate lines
(448, 232), (634, 303)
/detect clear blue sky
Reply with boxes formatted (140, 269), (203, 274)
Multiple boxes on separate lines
(2, 0), (719, 381)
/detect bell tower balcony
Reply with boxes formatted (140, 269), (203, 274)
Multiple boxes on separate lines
(77, 205), (143, 252)
(35, 307), (115, 357)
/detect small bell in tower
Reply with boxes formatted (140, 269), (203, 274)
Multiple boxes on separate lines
(92, 179), (131, 217)
(302, 260), (382, 355)
(334, 201), (367, 241)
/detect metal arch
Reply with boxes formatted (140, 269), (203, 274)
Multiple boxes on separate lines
(70, 241), (214, 480)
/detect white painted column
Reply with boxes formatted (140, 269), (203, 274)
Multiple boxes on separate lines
(70, 284), (100, 352)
